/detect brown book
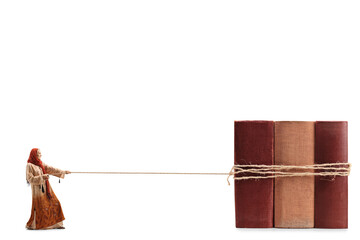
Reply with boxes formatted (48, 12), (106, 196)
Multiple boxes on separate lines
(315, 121), (348, 228)
(234, 121), (274, 228)
(274, 121), (315, 228)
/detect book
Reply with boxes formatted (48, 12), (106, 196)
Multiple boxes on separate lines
(315, 121), (348, 228)
(274, 121), (315, 228)
(234, 120), (274, 228)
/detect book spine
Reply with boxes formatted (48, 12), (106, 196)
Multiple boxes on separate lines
(274, 121), (315, 228)
(315, 121), (348, 228)
(234, 121), (274, 228)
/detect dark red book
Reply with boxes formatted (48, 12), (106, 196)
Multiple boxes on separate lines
(315, 121), (348, 228)
(234, 121), (274, 228)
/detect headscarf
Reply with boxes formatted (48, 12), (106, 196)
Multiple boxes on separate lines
(27, 148), (51, 199)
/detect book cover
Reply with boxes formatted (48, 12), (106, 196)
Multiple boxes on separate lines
(315, 121), (348, 228)
(274, 121), (315, 228)
(234, 120), (274, 228)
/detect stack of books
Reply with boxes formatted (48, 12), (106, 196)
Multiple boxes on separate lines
(234, 121), (348, 228)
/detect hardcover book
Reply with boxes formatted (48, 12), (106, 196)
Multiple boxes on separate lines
(234, 120), (274, 228)
(274, 121), (315, 228)
(315, 121), (348, 228)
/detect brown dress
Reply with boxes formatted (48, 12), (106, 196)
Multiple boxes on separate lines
(26, 162), (66, 229)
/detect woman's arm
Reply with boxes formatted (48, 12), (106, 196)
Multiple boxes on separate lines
(26, 164), (47, 185)
(44, 163), (67, 179)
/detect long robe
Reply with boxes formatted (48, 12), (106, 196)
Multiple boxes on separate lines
(26, 162), (66, 229)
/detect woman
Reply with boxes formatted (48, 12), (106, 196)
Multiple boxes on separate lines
(26, 148), (71, 230)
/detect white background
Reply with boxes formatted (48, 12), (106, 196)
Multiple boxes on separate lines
(0, 0), (359, 239)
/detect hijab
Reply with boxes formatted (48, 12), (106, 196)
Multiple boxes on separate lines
(27, 148), (51, 199)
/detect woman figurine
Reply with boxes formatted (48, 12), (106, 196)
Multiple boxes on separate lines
(26, 148), (71, 230)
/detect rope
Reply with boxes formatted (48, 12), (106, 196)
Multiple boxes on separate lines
(227, 162), (351, 185)
(70, 163), (351, 186)
(71, 171), (229, 175)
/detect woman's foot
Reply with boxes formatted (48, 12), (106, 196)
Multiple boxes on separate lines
(57, 226), (65, 229)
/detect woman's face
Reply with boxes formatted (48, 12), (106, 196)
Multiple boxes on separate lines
(37, 149), (42, 160)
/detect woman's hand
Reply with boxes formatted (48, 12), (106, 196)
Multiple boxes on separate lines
(65, 170), (71, 174)
(43, 174), (49, 180)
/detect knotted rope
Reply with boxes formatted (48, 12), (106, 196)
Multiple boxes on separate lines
(70, 162), (351, 186)
(227, 162), (351, 185)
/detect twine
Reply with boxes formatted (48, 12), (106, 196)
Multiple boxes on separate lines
(70, 163), (351, 186)
(227, 163), (351, 185)
(71, 171), (228, 175)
